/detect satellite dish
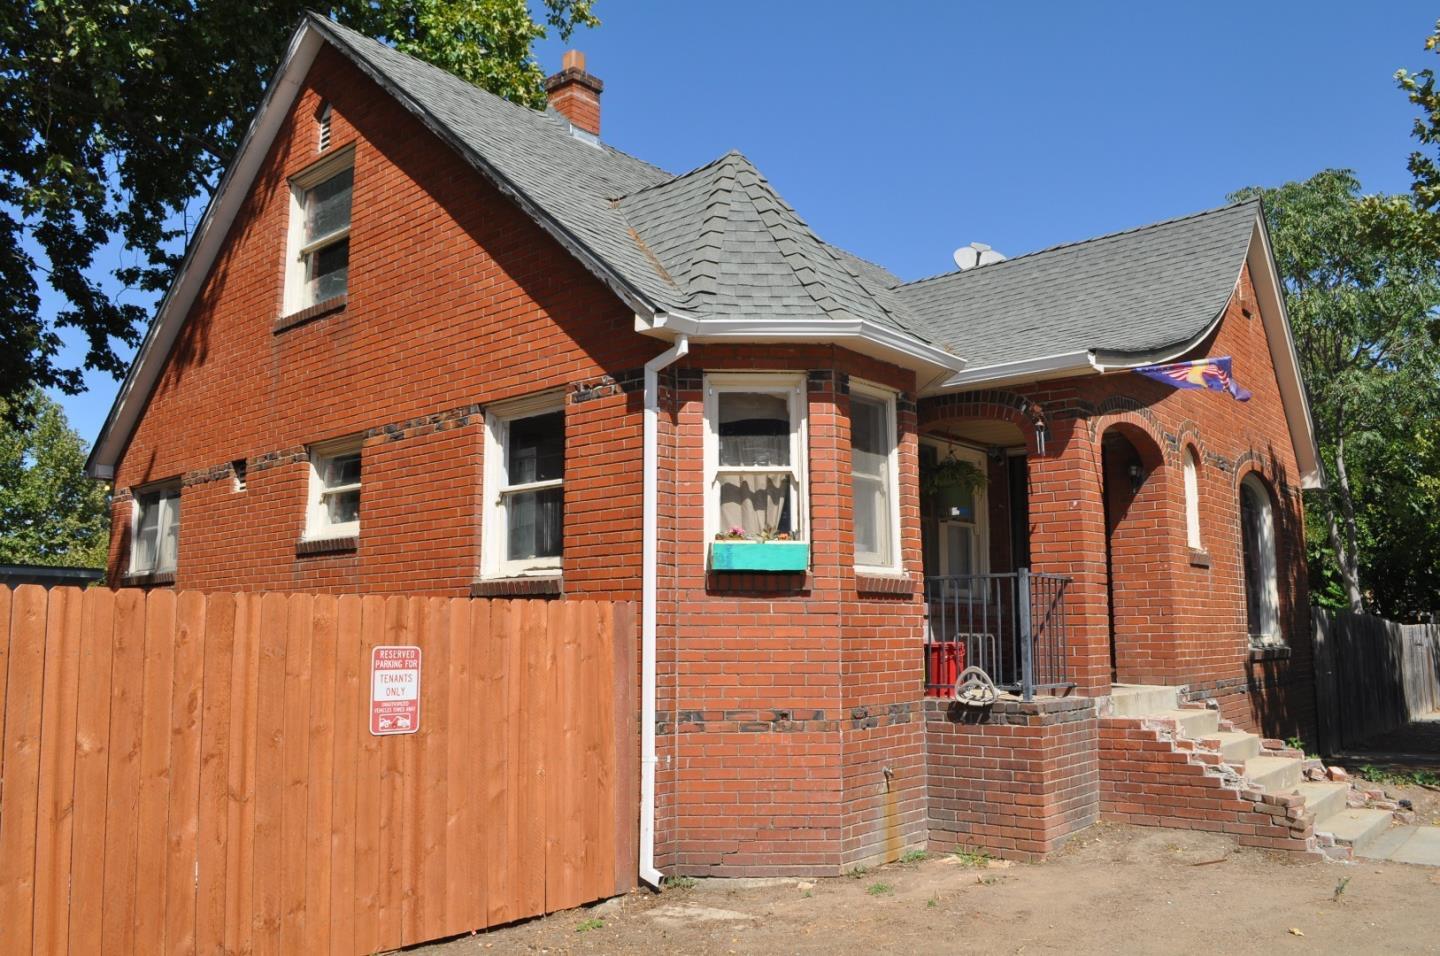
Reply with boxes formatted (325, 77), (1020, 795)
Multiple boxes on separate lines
(953, 241), (1006, 271)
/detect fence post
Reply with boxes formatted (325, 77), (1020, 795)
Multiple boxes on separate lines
(1018, 568), (1034, 702)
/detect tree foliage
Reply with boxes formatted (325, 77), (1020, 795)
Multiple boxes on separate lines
(1397, 18), (1440, 214)
(1231, 170), (1440, 620)
(0, 391), (111, 568)
(0, 0), (596, 419)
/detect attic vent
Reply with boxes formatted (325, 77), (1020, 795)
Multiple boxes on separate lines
(952, 242), (1006, 271)
(318, 103), (333, 152)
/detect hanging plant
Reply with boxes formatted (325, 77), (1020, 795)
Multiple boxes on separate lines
(921, 456), (988, 497)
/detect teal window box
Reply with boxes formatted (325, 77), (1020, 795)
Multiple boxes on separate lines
(710, 540), (810, 572)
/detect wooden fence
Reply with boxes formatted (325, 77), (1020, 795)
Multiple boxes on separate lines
(1312, 606), (1440, 754)
(0, 585), (636, 956)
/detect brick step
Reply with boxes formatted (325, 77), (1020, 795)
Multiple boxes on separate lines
(1242, 755), (1302, 792)
(1200, 731), (1260, 763)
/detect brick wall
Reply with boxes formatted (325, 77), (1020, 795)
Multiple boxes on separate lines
(108, 47), (659, 601)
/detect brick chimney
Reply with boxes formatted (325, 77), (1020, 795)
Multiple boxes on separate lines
(544, 50), (603, 137)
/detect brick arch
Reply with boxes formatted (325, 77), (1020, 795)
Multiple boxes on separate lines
(919, 389), (1044, 446)
(1086, 398), (1173, 468)
(1174, 420), (1207, 462)
(1097, 420), (1179, 685)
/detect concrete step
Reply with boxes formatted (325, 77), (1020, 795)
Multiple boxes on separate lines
(1296, 782), (1349, 824)
(1109, 684), (1181, 717)
(1242, 755), (1302, 792)
(1143, 708), (1219, 738)
(1319, 808), (1393, 852)
(1201, 731), (1260, 763)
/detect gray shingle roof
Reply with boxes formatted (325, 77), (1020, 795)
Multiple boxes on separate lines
(893, 202), (1260, 369)
(317, 17), (1257, 368)
(617, 152), (926, 336)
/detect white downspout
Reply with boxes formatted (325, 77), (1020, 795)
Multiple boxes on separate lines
(640, 333), (688, 888)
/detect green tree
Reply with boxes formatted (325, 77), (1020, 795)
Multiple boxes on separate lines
(1396, 18), (1440, 214)
(0, 392), (111, 568)
(1231, 171), (1440, 618)
(0, 0), (597, 419)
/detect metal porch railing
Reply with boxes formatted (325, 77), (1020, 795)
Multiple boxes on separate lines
(924, 569), (1073, 701)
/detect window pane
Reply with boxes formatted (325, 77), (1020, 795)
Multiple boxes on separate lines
(507, 486), (563, 559)
(853, 475), (891, 565)
(306, 167), (353, 240)
(326, 489), (361, 526)
(160, 496), (180, 571)
(944, 523), (973, 577)
(718, 473), (792, 537)
(136, 496), (161, 571)
(324, 452), (361, 489)
(718, 392), (789, 467)
(507, 411), (564, 485)
(307, 238), (349, 303)
(850, 395), (889, 475)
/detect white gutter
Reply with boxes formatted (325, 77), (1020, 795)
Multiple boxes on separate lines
(640, 332), (688, 888)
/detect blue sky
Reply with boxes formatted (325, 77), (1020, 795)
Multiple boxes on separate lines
(47, 0), (1438, 446)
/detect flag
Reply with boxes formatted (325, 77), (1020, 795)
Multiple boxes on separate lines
(1134, 357), (1251, 402)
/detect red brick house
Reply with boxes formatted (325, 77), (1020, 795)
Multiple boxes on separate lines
(88, 16), (1340, 878)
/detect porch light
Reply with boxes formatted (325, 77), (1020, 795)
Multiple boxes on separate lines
(1128, 463), (1146, 494)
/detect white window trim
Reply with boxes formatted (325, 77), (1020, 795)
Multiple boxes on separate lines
(129, 481), (181, 575)
(849, 380), (903, 574)
(305, 436), (363, 542)
(283, 145), (355, 316)
(702, 372), (809, 559)
(921, 437), (989, 585)
(1183, 447), (1202, 551)
(482, 392), (566, 579)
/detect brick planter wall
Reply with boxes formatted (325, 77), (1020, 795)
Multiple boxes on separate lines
(925, 696), (1099, 861)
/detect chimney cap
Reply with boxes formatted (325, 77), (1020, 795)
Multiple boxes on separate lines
(562, 49), (586, 72)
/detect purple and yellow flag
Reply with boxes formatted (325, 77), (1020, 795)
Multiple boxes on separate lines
(1134, 357), (1251, 402)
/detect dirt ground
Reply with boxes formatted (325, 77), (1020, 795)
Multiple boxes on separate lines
(418, 823), (1440, 956)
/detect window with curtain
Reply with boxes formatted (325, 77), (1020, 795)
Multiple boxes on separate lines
(851, 388), (897, 568)
(1240, 474), (1280, 643)
(306, 440), (362, 540)
(484, 398), (565, 577)
(1184, 447), (1202, 550)
(705, 375), (806, 545)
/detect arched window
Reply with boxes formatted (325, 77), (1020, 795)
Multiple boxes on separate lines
(1239, 474), (1280, 643)
(1183, 447), (1202, 550)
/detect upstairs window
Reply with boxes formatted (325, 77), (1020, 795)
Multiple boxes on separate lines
(285, 148), (354, 314)
(484, 396), (565, 577)
(851, 384), (900, 570)
(703, 374), (807, 548)
(306, 440), (362, 540)
(132, 484), (181, 575)
(1184, 447), (1202, 550)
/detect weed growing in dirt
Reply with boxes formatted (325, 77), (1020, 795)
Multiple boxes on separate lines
(846, 865), (871, 879)
(576, 918), (604, 933)
(1285, 735), (1307, 754)
(1358, 765), (1440, 788)
(867, 882), (893, 896)
(951, 849), (990, 867)
(1332, 877), (1351, 902)
(665, 875), (697, 891)
(900, 850), (928, 864)
(926, 895), (939, 908)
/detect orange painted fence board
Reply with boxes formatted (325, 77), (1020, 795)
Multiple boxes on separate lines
(0, 585), (637, 956)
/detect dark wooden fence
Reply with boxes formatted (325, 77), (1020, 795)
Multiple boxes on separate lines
(1312, 607), (1440, 754)
(0, 585), (636, 956)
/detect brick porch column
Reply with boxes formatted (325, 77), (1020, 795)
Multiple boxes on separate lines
(1025, 415), (1110, 697)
